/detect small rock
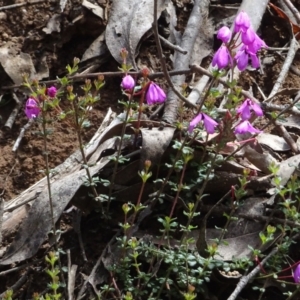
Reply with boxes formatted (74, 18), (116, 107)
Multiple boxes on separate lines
(0, 12), (7, 20)
(2, 32), (9, 39)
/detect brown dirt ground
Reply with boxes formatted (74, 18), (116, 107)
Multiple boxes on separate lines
(1, 0), (300, 298)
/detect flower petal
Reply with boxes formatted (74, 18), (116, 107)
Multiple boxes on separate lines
(217, 26), (232, 43)
(250, 101), (263, 116)
(294, 264), (300, 283)
(188, 114), (203, 133)
(234, 120), (261, 134)
(121, 75), (135, 89)
(202, 113), (218, 134)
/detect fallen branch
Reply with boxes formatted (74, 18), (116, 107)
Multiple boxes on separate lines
(161, 0), (208, 123)
(12, 119), (34, 152)
(1, 69), (193, 90)
(0, 0), (56, 11)
(227, 247), (278, 300)
(159, 34), (187, 54)
(267, 37), (299, 100)
(4, 94), (23, 130)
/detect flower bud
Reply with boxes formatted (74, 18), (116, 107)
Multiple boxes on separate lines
(121, 74), (135, 90)
(66, 85), (73, 93)
(217, 26), (232, 43)
(47, 86), (57, 98)
(141, 67), (150, 78)
(212, 45), (231, 69)
(120, 48), (128, 60)
(144, 160), (151, 172)
(234, 11), (250, 33)
(73, 57), (80, 65)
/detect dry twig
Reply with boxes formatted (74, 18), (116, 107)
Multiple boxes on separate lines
(67, 250), (78, 300)
(4, 94), (23, 130)
(73, 209), (88, 262)
(227, 247), (278, 300)
(12, 118), (34, 152)
(162, 0), (208, 123)
(281, 0), (300, 25)
(0, 0), (56, 11)
(267, 37), (299, 100)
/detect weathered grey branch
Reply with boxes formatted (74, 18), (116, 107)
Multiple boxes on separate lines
(267, 37), (299, 100)
(162, 0), (208, 123)
(4, 94), (23, 130)
(227, 247), (278, 300)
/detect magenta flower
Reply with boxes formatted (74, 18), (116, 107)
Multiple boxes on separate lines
(189, 113), (218, 134)
(212, 45), (232, 69)
(47, 86), (57, 98)
(234, 46), (260, 71)
(248, 34), (268, 53)
(234, 120), (261, 134)
(217, 26), (232, 43)
(234, 48), (249, 71)
(293, 264), (300, 283)
(121, 74), (135, 90)
(25, 98), (40, 119)
(241, 27), (255, 45)
(234, 11), (250, 33)
(237, 99), (263, 120)
(145, 82), (166, 105)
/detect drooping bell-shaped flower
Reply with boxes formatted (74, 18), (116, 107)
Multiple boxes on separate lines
(241, 27), (256, 45)
(121, 74), (135, 90)
(217, 26), (232, 43)
(188, 113), (218, 134)
(145, 82), (166, 105)
(189, 114), (203, 133)
(237, 99), (263, 120)
(47, 86), (57, 98)
(234, 47), (249, 71)
(293, 264), (300, 283)
(212, 45), (232, 69)
(234, 11), (251, 33)
(248, 33), (268, 53)
(234, 46), (260, 71)
(25, 98), (40, 119)
(234, 120), (261, 134)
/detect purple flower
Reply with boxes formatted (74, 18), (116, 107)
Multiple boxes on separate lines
(234, 120), (261, 134)
(188, 113), (218, 134)
(293, 264), (300, 283)
(212, 45), (232, 69)
(121, 74), (135, 90)
(47, 86), (57, 98)
(234, 48), (249, 71)
(234, 11), (250, 33)
(248, 34), (268, 53)
(217, 26), (232, 43)
(237, 99), (263, 120)
(234, 46), (260, 71)
(241, 27), (255, 45)
(250, 53), (260, 68)
(146, 82), (166, 105)
(25, 98), (40, 119)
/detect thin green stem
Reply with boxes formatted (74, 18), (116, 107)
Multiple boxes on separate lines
(169, 162), (187, 218)
(41, 104), (66, 293)
(131, 180), (146, 225)
(107, 93), (134, 210)
(71, 100), (102, 209)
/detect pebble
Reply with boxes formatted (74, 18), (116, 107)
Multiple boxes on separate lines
(0, 12), (7, 20)
(2, 32), (9, 39)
